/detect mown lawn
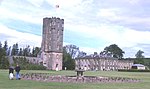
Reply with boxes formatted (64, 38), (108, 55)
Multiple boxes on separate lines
(0, 70), (150, 89)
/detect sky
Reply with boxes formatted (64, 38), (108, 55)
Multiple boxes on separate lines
(0, 0), (150, 58)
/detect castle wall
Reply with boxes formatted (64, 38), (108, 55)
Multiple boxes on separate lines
(11, 56), (42, 64)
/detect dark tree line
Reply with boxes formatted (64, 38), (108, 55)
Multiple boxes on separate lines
(0, 41), (41, 57)
(0, 41), (41, 69)
(0, 41), (9, 69)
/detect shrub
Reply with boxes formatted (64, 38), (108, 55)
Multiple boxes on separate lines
(118, 69), (150, 72)
(0, 57), (9, 69)
(12, 57), (46, 70)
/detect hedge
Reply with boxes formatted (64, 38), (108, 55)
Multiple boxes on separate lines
(118, 69), (150, 72)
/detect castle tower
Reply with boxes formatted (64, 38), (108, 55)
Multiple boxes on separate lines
(41, 17), (64, 70)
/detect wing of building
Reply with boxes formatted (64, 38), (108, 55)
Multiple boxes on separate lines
(75, 55), (133, 71)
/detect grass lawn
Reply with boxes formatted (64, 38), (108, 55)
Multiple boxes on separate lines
(0, 69), (150, 89)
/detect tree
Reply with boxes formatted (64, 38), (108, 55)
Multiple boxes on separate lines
(134, 50), (144, 64)
(0, 56), (9, 69)
(11, 43), (19, 56)
(7, 46), (11, 56)
(3, 41), (8, 56)
(31, 47), (41, 57)
(0, 42), (6, 57)
(135, 50), (144, 58)
(63, 47), (75, 70)
(0, 42), (5, 61)
(23, 45), (31, 56)
(0, 41), (9, 69)
(0, 42), (2, 48)
(64, 45), (80, 59)
(18, 48), (23, 56)
(78, 51), (87, 58)
(103, 44), (125, 59)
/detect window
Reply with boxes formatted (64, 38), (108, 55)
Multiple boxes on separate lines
(52, 22), (55, 25)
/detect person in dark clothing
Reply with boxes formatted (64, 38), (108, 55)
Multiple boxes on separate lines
(9, 66), (14, 74)
(15, 64), (21, 80)
(9, 66), (14, 80)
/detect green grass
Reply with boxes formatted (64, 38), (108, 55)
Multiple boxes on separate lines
(0, 69), (150, 89)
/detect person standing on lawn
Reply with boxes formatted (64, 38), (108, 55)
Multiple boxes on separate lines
(15, 64), (21, 80)
(9, 66), (14, 80)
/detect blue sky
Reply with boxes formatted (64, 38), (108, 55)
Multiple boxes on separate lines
(0, 0), (150, 58)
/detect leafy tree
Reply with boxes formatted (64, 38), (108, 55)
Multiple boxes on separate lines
(0, 42), (2, 48)
(0, 41), (9, 69)
(7, 46), (11, 56)
(64, 45), (79, 59)
(0, 42), (6, 64)
(11, 43), (19, 56)
(78, 51), (87, 58)
(15, 43), (19, 55)
(63, 47), (75, 70)
(3, 41), (8, 56)
(0, 57), (9, 69)
(103, 44), (125, 59)
(0, 42), (6, 58)
(18, 48), (23, 56)
(134, 50), (144, 64)
(135, 50), (144, 58)
(23, 45), (31, 56)
(31, 47), (40, 57)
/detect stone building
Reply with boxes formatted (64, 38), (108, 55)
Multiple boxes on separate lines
(40, 17), (64, 70)
(75, 56), (133, 71)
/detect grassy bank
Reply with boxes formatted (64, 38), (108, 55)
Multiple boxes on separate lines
(0, 70), (150, 89)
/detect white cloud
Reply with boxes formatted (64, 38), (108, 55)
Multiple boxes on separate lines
(80, 46), (102, 55)
(97, 8), (121, 20)
(0, 0), (92, 25)
(0, 0), (3, 4)
(26, 0), (43, 7)
(0, 5), (43, 24)
(0, 24), (42, 48)
(1, 0), (150, 58)
(126, 0), (140, 5)
(45, 0), (82, 8)
(96, 7), (150, 26)
(66, 22), (150, 49)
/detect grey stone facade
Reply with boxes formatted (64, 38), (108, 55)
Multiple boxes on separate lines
(41, 17), (64, 70)
(75, 57), (133, 71)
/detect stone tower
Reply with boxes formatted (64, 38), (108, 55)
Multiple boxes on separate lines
(41, 17), (64, 70)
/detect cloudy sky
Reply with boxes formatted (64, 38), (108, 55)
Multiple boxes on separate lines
(0, 0), (150, 58)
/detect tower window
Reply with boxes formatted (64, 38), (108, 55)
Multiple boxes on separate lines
(62, 24), (64, 28)
(52, 22), (55, 25)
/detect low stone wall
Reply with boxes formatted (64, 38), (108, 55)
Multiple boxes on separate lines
(21, 73), (140, 83)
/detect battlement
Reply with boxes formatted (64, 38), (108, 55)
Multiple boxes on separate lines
(43, 17), (64, 24)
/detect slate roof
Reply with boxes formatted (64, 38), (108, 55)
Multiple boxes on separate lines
(132, 64), (145, 67)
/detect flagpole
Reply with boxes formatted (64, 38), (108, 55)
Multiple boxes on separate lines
(55, 4), (59, 18)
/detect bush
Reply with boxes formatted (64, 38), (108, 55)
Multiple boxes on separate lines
(12, 57), (46, 70)
(0, 57), (9, 69)
(23, 64), (46, 70)
(118, 69), (150, 72)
